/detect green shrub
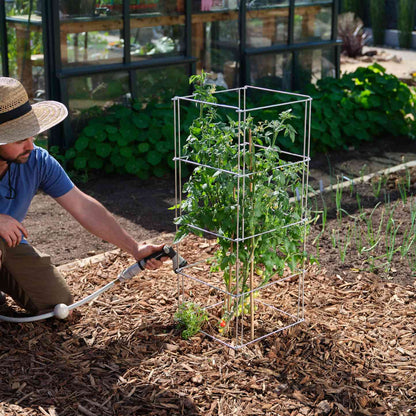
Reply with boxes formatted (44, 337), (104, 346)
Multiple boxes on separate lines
(398, 0), (416, 49)
(174, 302), (208, 340)
(53, 99), (197, 180)
(302, 63), (416, 152)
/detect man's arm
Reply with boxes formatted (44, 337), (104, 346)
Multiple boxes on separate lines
(54, 186), (164, 269)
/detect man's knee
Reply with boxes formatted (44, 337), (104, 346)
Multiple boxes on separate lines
(2, 244), (73, 313)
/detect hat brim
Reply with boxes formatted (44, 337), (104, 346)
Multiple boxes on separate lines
(0, 100), (68, 145)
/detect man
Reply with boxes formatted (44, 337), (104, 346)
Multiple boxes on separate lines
(0, 77), (165, 315)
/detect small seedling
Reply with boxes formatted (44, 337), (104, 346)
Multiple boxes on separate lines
(174, 302), (208, 340)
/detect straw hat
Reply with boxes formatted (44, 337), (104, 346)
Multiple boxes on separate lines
(0, 77), (68, 145)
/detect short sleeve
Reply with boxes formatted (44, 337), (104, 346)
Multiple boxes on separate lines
(39, 150), (74, 198)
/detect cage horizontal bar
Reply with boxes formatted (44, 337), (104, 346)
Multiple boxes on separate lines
(173, 156), (310, 177)
(177, 262), (304, 299)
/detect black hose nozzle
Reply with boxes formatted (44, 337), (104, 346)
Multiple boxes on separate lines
(118, 245), (187, 281)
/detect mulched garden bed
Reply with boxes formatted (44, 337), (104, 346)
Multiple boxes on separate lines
(0, 233), (415, 415)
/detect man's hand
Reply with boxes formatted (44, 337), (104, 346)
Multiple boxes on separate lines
(0, 214), (28, 247)
(134, 243), (168, 270)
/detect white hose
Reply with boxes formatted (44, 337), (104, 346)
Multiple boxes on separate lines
(0, 273), (123, 323)
(0, 245), (185, 323)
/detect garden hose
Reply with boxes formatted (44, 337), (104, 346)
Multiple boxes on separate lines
(0, 245), (187, 323)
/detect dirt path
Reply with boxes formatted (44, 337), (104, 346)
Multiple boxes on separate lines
(341, 46), (416, 80)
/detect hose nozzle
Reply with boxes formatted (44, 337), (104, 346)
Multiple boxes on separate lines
(118, 245), (187, 281)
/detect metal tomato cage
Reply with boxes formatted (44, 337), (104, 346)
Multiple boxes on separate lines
(172, 85), (312, 349)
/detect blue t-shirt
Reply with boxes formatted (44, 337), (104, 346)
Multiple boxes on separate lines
(0, 146), (74, 243)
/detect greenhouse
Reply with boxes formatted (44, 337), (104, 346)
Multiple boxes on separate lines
(0, 0), (340, 147)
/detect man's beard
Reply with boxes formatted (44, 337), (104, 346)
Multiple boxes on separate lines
(0, 150), (31, 164)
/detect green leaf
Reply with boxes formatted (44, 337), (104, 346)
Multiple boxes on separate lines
(148, 127), (162, 143)
(117, 136), (130, 147)
(161, 124), (173, 139)
(125, 158), (141, 175)
(74, 156), (87, 170)
(105, 125), (118, 135)
(155, 141), (169, 153)
(88, 156), (104, 170)
(138, 142), (150, 153)
(120, 123), (139, 142)
(120, 146), (134, 158)
(110, 152), (125, 167)
(132, 102), (143, 111)
(75, 136), (89, 152)
(355, 111), (367, 121)
(114, 107), (132, 119)
(95, 130), (107, 142)
(96, 143), (113, 158)
(83, 125), (100, 137)
(152, 165), (167, 177)
(64, 148), (76, 160)
(173, 228), (189, 244)
(132, 112), (151, 129)
(146, 150), (162, 166)
(107, 132), (118, 142)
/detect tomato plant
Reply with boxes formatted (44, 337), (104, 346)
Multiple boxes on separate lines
(174, 74), (309, 335)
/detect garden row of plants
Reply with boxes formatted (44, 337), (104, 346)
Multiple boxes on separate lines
(311, 170), (416, 276)
(51, 64), (416, 181)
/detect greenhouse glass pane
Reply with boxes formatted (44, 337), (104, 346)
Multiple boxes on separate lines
(247, 14), (289, 47)
(5, 1), (44, 99)
(129, 0), (185, 60)
(67, 72), (129, 135)
(134, 64), (190, 103)
(192, 16), (239, 88)
(247, 0), (289, 9)
(192, 0), (234, 12)
(248, 52), (292, 91)
(295, 47), (335, 90)
(295, 0), (333, 4)
(59, 0), (123, 67)
(294, 5), (332, 43)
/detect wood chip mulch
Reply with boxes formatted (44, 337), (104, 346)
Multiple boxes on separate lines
(0, 235), (415, 416)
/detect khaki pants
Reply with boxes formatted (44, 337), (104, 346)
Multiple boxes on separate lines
(0, 239), (73, 314)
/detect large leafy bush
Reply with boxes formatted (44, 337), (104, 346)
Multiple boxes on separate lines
(303, 63), (416, 152)
(55, 100), (197, 179)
